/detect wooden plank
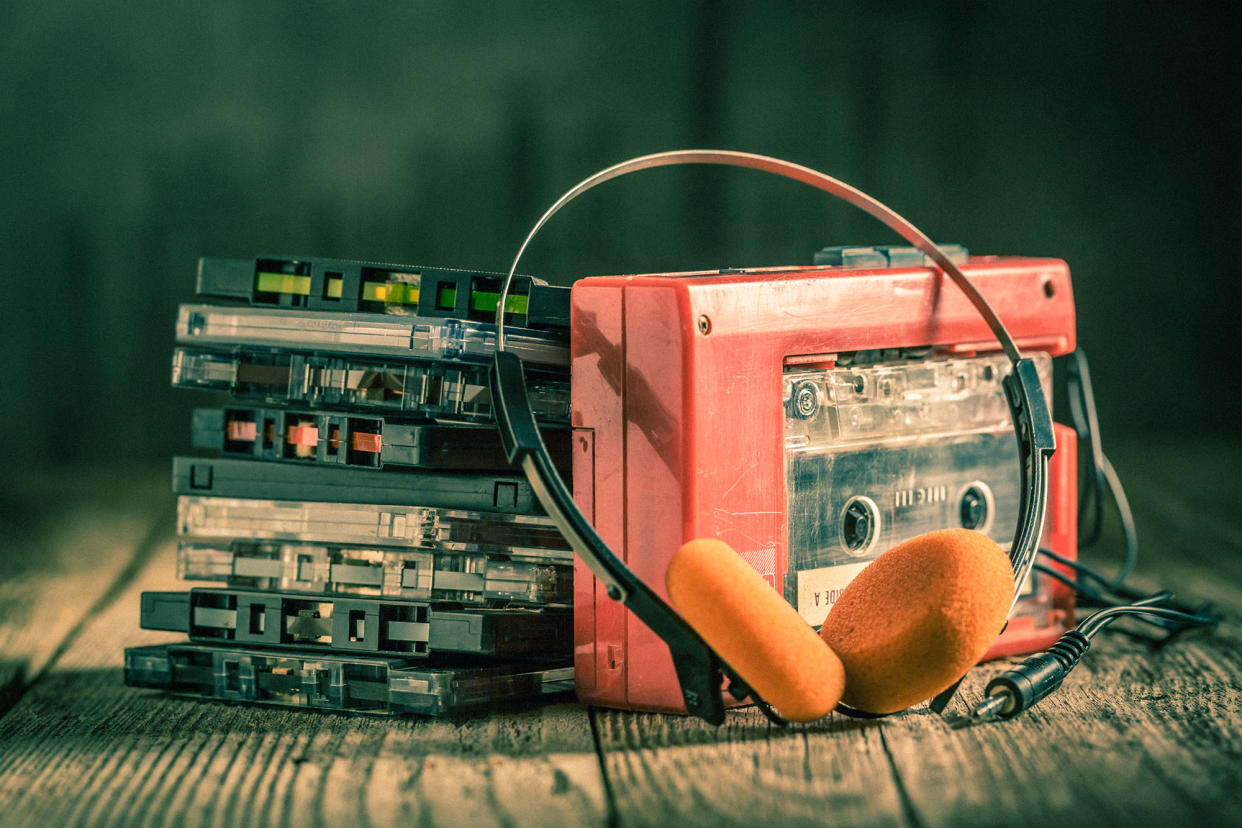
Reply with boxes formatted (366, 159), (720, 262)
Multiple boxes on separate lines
(877, 629), (1242, 826)
(0, 468), (170, 712)
(0, 534), (608, 827)
(593, 706), (908, 827)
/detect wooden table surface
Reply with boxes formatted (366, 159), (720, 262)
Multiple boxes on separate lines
(1, 439), (1239, 827)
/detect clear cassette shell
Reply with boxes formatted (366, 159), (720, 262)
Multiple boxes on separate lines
(125, 643), (573, 717)
(177, 496), (572, 562)
(176, 303), (568, 366)
(178, 540), (572, 607)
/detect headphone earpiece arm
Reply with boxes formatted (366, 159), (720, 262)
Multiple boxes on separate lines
(1002, 357), (1057, 605)
(925, 359), (1055, 716)
(490, 351), (729, 724)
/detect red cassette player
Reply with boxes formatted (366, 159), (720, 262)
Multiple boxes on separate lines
(570, 248), (1077, 714)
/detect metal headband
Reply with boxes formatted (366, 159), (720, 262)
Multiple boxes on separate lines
(489, 150), (1055, 724)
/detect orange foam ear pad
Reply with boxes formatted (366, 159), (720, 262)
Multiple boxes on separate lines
(666, 538), (845, 722)
(819, 528), (1014, 714)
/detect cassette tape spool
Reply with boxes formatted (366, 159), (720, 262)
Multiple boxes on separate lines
(783, 352), (1052, 624)
(175, 304), (569, 367)
(140, 588), (572, 658)
(171, 346), (571, 423)
(125, 643), (574, 717)
(178, 540), (572, 607)
(177, 496), (572, 559)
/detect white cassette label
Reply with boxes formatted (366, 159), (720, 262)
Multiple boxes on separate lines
(796, 562), (872, 625)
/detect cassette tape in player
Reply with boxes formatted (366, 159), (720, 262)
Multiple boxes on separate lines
(570, 245), (1077, 714)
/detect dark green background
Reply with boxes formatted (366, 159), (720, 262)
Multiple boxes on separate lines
(2, 2), (1237, 469)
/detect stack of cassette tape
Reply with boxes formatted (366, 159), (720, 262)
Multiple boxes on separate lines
(126, 256), (577, 716)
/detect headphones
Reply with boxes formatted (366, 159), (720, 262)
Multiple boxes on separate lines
(487, 150), (1055, 724)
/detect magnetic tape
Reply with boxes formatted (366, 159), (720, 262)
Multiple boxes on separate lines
(783, 352), (1057, 622)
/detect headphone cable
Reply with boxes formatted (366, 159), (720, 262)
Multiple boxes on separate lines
(971, 598), (1219, 722)
(974, 353), (1221, 722)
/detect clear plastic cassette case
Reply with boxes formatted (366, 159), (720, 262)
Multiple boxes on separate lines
(190, 406), (570, 472)
(177, 497), (572, 561)
(170, 456), (539, 514)
(178, 540), (572, 607)
(176, 304), (568, 366)
(783, 352), (1051, 624)
(125, 643), (573, 716)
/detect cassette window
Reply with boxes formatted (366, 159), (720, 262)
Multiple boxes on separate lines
(359, 267), (422, 313)
(783, 352), (1052, 625)
(253, 258), (311, 307)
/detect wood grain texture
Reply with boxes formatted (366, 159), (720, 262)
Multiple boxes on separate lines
(1, 438), (1240, 826)
(0, 469), (169, 712)
(879, 631), (1242, 827)
(591, 439), (1242, 827)
(0, 521), (607, 828)
(593, 706), (907, 827)
(873, 438), (1242, 827)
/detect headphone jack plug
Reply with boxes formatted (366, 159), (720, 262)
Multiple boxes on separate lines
(971, 630), (1091, 722)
